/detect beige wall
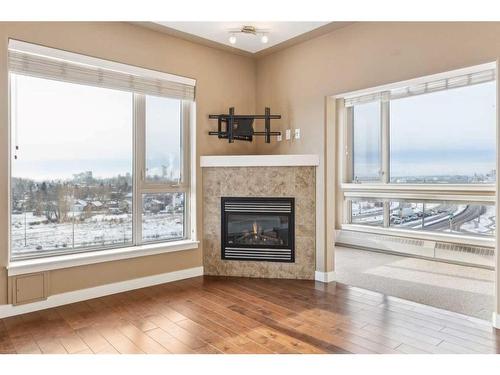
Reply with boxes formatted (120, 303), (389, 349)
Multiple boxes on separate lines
(254, 21), (500, 308)
(2, 21), (500, 313)
(0, 22), (257, 305)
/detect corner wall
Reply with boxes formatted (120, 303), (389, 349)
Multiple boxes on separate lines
(0, 22), (258, 306)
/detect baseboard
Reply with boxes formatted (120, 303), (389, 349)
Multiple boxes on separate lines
(0, 266), (203, 319)
(493, 312), (500, 329)
(315, 270), (335, 283)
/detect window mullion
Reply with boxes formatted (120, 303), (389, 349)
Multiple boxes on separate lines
(381, 95), (390, 226)
(133, 93), (146, 246)
(345, 106), (354, 183)
(381, 96), (390, 184)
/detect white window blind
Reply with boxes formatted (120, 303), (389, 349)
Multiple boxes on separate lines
(389, 69), (495, 100)
(344, 91), (389, 107)
(8, 39), (196, 101)
(344, 66), (495, 107)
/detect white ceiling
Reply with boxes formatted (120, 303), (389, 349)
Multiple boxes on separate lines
(154, 22), (330, 53)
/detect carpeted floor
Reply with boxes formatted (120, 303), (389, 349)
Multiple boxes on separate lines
(334, 246), (495, 320)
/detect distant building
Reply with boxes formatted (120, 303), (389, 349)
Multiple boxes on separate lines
(72, 199), (87, 212)
(73, 171), (93, 185)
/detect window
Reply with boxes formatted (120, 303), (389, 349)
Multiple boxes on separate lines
(390, 82), (496, 184)
(340, 63), (497, 251)
(350, 199), (384, 227)
(389, 200), (423, 229)
(9, 40), (195, 260)
(352, 102), (381, 182)
(145, 95), (182, 184)
(349, 198), (495, 238)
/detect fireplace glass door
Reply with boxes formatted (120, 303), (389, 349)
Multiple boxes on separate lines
(221, 197), (294, 262)
(227, 213), (290, 247)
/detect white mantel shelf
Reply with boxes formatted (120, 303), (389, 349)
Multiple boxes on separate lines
(200, 154), (320, 168)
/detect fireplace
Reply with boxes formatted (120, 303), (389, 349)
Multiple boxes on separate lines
(221, 197), (295, 262)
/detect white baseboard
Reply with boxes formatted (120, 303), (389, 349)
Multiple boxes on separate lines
(0, 266), (203, 319)
(493, 312), (500, 329)
(315, 270), (335, 283)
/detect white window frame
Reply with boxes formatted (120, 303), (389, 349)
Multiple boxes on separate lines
(336, 62), (497, 248)
(8, 56), (197, 265)
(133, 95), (192, 246)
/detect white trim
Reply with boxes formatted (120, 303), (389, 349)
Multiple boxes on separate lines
(343, 191), (495, 203)
(341, 225), (494, 248)
(315, 270), (336, 283)
(189, 102), (198, 242)
(335, 62), (496, 99)
(496, 60), (500, 335)
(0, 266), (203, 319)
(8, 240), (200, 276)
(200, 154), (320, 167)
(341, 183), (495, 193)
(9, 39), (196, 86)
(493, 312), (500, 329)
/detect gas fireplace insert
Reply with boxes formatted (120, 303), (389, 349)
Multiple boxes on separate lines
(221, 197), (295, 262)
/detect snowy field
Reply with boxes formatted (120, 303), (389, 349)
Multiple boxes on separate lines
(11, 211), (184, 256)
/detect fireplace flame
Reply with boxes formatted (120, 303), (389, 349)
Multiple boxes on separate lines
(252, 221), (258, 235)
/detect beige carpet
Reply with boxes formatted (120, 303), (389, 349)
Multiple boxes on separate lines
(334, 246), (495, 320)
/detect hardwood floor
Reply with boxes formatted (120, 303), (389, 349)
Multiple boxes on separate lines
(1, 276), (499, 354)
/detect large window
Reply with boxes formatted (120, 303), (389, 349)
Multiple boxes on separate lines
(349, 198), (495, 238)
(9, 40), (194, 260)
(352, 101), (381, 182)
(390, 82), (496, 184)
(341, 63), (497, 248)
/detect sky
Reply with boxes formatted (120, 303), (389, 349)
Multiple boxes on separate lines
(11, 74), (497, 182)
(353, 80), (496, 179)
(11, 74), (182, 181)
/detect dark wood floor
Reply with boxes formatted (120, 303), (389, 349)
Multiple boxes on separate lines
(0, 276), (499, 354)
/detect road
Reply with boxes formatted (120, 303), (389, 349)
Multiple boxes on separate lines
(352, 203), (489, 234)
(423, 204), (486, 231)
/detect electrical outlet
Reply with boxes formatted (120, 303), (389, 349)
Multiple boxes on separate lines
(277, 133), (282, 142)
(294, 128), (301, 140)
(285, 129), (291, 140)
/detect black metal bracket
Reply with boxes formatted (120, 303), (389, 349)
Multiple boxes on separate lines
(209, 107), (281, 143)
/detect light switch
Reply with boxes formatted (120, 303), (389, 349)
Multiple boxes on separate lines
(285, 129), (291, 140)
(277, 133), (283, 142)
(294, 128), (301, 139)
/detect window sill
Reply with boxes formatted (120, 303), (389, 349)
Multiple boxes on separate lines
(341, 183), (496, 193)
(7, 240), (200, 276)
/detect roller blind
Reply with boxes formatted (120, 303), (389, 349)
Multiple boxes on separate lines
(8, 40), (196, 101)
(344, 67), (495, 107)
(344, 92), (389, 107)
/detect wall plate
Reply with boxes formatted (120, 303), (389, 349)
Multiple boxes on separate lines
(294, 128), (301, 139)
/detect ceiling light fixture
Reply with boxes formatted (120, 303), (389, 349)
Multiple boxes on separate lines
(227, 25), (270, 45)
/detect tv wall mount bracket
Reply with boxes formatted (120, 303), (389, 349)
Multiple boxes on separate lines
(208, 107), (281, 143)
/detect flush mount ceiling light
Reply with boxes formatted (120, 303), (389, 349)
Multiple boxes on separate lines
(227, 25), (270, 45)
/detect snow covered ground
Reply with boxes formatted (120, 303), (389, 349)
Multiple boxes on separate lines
(455, 205), (496, 236)
(11, 211), (184, 256)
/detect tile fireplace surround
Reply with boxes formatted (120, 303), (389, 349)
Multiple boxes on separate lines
(201, 155), (319, 279)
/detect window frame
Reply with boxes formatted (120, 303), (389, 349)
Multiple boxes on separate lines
(337, 62), (497, 247)
(8, 76), (196, 262)
(134, 94), (191, 246)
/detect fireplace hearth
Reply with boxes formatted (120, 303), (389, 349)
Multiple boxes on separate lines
(221, 197), (295, 262)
